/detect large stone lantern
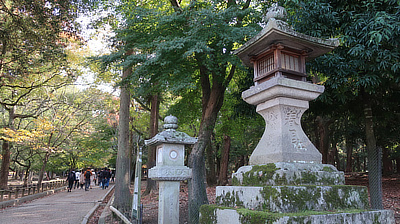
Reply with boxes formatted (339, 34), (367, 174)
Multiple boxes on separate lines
(145, 115), (197, 224)
(199, 4), (395, 224)
(234, 4), (339, 165)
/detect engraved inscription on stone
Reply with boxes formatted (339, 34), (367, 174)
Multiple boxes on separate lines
(265, 110), (278, 126)
(161, 168), (190, 177)
(283, 106), (306, 150)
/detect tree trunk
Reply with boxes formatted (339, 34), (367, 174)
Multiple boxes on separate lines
(0, 105), (15, 190)
(218, 135), (231, 186)
(23, 161), (31, 187)
(144, 94), (159, 195)
(345, 138), (353, 173)
(0, 141), (10, 189)
(316, 116), (331, 164)
(188, 137), (208, 224)
(37, 152), (50, 191)
(382, 147), (392, 175)
(113, 58), (132, 212)
(396, 158), (400, 174)
(206, 140), (217, 186)
(188, 81), (226, 224)
(333, 140), (340, 170)
(362, 91), (383, 209)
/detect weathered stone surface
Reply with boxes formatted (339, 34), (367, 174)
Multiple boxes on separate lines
(232, 163), (344, 186)
(158, 181), (180, 224)
(242, 78), (324, 165)
(216, 185), (369, 213)
(144, 116), (195, 224)
(200, 206), (395, 224)
(145, 115), (197, 146)
(148, 165), (192, 181)
(242, 77), (325, 105)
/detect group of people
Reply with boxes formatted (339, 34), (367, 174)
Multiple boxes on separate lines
(66, 167), (114, 192)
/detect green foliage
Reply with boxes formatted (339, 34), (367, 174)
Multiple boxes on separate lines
(284, 0), (400, 97)
(99, 0), (262, 97)
(283, 0), (400, 170)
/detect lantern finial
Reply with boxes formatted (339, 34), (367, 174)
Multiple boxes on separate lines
(163, 115), (178, 130)
(263, 3), (287, 23)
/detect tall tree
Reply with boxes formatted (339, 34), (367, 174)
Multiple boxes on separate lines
(0, 0), (82, 189)
(104, 1), (261, 222)
(143, 93), (160, 195)
(113, 52), (133, 212)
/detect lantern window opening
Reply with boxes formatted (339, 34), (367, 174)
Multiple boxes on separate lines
(281, 51), (300, 73)
(256, 53), (274, 78)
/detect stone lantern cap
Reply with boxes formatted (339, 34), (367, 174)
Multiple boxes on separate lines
(234, 4), (339, 68)
(144, 115), (198, 146)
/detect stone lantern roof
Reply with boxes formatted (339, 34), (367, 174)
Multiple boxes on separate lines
(234, 3), (339, 68)
(144, 115), (198, 146)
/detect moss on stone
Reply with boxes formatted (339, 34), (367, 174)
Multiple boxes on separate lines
(232, 176), (240, 186)
(320, 175), (337, 185)
(323, 185), (369, 210)
(273, 172), (287, 185)
(279, 186), (322, 212)
(241, 164), (279, 186)
(373, 213), (380, 224)
(300, 172), (318, 185)
(238, 209), (279, 224)
(236, 207), (369, 224)
(322, 166), (335, 172)
(199, 204), (218, 224)
(216, 190), (244, 208)
(260, 186), (280, 211)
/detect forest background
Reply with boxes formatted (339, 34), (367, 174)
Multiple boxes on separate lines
(1, 0), (399, 223)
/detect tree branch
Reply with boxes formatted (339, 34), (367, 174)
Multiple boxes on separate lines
(169, 0), (182, 12)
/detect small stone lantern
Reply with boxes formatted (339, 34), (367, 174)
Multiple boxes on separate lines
(145, 115), (197, 224)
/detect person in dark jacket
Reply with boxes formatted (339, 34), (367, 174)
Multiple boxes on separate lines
(104, 168), (111, 189)
(66, 169), (76, 192)
(84, 168), (92, 191)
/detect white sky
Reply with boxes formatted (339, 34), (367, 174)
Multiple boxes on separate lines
(74, 13), (119, 96)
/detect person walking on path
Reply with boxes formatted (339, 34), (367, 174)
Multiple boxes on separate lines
(74, 170), (81, 189)
(99, 168), (105, 189)
(104, 168), (111, 189)
(84, 168), (92, 191)
(66, 169), (76, 192)
(79, 170), (85, 189)
(90, 169), (96, 189)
